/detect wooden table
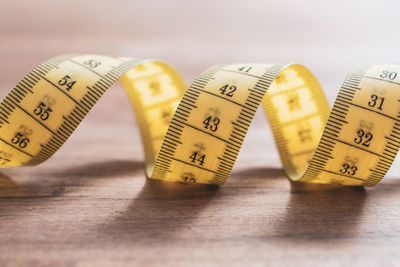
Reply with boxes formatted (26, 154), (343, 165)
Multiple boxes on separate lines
(1, 1), (400, 266)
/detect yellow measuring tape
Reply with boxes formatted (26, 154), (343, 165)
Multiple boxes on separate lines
(1, 54), (399, 186)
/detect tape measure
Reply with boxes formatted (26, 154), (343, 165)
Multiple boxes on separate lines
(0, 54), (399, 187)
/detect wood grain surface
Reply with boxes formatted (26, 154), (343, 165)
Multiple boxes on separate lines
(1, 1), (400, 266)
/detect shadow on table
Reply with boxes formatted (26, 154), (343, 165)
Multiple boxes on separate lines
(229, 166), (286, 182)
(0, 159), (145, 198)
(46, 159), (145, 179)
(100, 166), (286, 242)
(101, 178), (219, 241)
(2, 160), (400, 244)
(276, 181), (367, 239)
(227, 167), (372, 240)
(0, 172), (18, 196)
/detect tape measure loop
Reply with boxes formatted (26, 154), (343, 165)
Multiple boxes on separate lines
(1, 54), (399, 187)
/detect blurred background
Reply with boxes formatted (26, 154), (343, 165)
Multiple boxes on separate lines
(1, 0), (400, 173)
(1, 0), (399, 93)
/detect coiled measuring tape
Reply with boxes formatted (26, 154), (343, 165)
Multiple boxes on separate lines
(0, 54), (399, 186)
